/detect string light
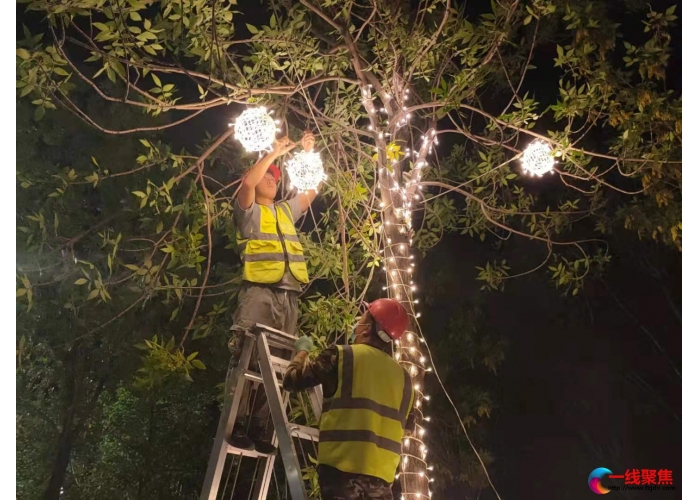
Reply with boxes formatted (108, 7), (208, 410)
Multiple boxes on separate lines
(369, 93), (436, 499)
(233, 107), (277, 152)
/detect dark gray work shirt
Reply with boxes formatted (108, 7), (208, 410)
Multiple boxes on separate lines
(233, 195), (305, 292)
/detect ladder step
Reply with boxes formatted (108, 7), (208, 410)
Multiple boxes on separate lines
(288, 424), (319, 441)
(244, 370), (284, 385)
(226, 443), (275, 459)
(270, 355), (289, 369)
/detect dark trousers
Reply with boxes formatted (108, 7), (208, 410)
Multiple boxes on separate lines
(318, 465), (394, 500)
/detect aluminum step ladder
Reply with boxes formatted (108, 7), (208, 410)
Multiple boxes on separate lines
(200, 323), (324, 500)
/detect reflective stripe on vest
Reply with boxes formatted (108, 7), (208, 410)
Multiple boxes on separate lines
(318, 344), (414, 483)
(235, 202), (309, 284)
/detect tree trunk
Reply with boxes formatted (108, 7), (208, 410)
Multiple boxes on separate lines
(43, 346), (79, 500)
(43, 414), (77, 500)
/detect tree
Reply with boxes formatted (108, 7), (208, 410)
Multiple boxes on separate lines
(17, 0), (681, 498)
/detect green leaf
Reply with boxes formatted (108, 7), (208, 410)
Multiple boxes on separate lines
(74, 278), (88, 285)
(151, 73), (162, 87)
(87, 288), (100, 301)
(34, 106), (45, 121)
(53, 67), (69, 76)
(246, 23), (258, 34)
(93, 22), (110, 32)
(132, 191), (147, 198)
(191, 359), (206, 370)
(16, 288), (27, 297)
(130, 11), (142, 21)
(16, 48), (30, 60)
(20, 84), (35, 98)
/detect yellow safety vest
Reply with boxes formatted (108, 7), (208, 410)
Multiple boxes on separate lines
(235, 202), (309, 284)
(318, 344), (414, 483)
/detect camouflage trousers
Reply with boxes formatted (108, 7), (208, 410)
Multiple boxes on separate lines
(318, 465), (394, 500)
(228, 284), (299, 423)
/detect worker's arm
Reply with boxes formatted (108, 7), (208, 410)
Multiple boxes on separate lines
(237, 136), (295, 210)
(296, 190), (317, 214)
(282, 345), (338, 397)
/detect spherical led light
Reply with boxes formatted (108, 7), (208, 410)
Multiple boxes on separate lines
(521, 140), (555, 176)
(286, 151), (326, 191)
(234, 108), (277, 152)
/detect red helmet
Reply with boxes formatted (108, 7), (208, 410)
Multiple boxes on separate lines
(368, 298), (409, 342)
(267, 164), (281, 183)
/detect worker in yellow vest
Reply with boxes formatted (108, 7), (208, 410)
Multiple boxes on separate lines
(283, 299), (415, 500)
(229, 132), (317, 452)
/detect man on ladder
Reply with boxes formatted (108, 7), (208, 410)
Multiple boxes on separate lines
(229, 131), (317, 452)
(283, 299), (416, 500)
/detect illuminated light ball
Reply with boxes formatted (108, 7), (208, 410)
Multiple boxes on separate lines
(234, 107), (277, 152)
(521, 139), (555, 176)
(286, 151), (327, 192)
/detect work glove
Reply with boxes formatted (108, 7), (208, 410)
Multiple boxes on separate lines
(294, 335), (314, 353)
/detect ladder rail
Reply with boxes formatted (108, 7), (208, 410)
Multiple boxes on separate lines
(256, 333), (308, 500)
(200, 335), (256, 500)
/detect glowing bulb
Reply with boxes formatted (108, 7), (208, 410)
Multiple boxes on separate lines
(420, 356), (426, 363)
(404, 438), (410, 446)
(407, 333), (414, 342)
(424, 417), (431, 422)
(234, 108), (277, 152)
(521, 140), (555, 176)
(414, 383), (420, 390)
(286, 151), (327, 191)
(395, 352), (401, 360)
